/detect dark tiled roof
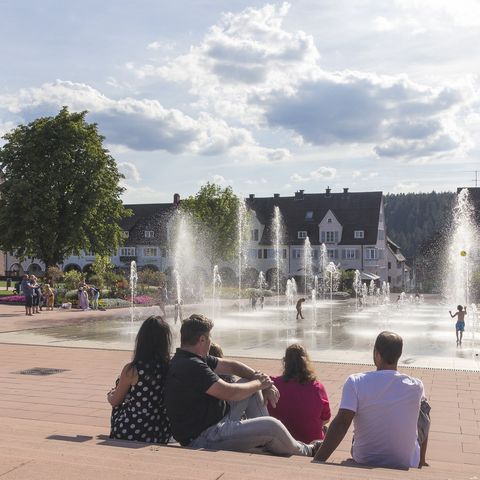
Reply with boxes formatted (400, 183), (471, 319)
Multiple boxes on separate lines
(246, 191), (382, 245)
(121, 203), (177, 246)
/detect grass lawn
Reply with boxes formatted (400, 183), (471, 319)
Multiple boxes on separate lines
(0, 290), (16, 296)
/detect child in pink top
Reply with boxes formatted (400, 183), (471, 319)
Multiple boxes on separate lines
(268, 344), (331, 443)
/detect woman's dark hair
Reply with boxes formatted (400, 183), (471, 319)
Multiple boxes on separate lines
(282, 344), (317, 384)
(130, 316), (171, 371)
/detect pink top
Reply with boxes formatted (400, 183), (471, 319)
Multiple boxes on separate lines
(268, 376), (331, 443)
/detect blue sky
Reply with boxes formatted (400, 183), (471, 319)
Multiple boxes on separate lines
(1, 0), (479, 202)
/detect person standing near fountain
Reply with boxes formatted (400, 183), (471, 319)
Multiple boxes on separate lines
(296, 298), (306, 319)
(158, 282), (168, 318)
(449, 305), (467, 345)
(165, 314), (322, 457)
(108, 316), (172, 444)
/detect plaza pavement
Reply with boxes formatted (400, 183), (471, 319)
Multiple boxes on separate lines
(0, 303), (479, 479)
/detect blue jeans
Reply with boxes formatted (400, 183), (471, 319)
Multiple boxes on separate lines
(190, 390), (311, 456)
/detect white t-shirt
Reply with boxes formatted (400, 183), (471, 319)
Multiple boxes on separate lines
(340, 370), (424, 468)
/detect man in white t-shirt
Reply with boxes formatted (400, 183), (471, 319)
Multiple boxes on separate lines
(314, 331), (429, 469)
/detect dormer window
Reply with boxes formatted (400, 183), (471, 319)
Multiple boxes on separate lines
(122, 231), (129, 238)
(145, 230), (154, 238)
(298, 231), (307, 239)
(305, 211), (313, 220)
(354, 230), (364, 239)
(327, 218), (332, 223)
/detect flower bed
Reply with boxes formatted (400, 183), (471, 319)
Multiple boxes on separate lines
(133, 295), (155, 305)
(0, 295), (25, 304)
(98, 298), (131, 309)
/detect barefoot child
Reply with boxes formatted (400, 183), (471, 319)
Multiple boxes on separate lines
(296, 298), (306, 320)
(449, 305), (467, 344)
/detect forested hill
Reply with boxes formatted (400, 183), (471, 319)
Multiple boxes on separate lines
(384, 192), (455, 259)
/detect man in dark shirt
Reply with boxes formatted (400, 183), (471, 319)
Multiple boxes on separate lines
(165, 314), (321, 456)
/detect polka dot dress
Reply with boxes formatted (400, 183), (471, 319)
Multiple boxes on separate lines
(110, 361), (171, 443)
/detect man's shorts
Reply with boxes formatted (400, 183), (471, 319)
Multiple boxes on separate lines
(25, 295), (33, 307)
(456, 321), (465, 332)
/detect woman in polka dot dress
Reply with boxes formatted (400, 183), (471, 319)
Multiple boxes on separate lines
(108, 316), (172, 443)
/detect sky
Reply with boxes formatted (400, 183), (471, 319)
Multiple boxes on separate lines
(0, 0), (479, 203)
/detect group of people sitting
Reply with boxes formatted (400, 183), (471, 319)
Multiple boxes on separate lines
(108, 315), (430, 470)
(19, 274), (55, 316)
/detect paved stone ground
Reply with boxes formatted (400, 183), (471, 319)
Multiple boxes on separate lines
(0, 303), (479, 479)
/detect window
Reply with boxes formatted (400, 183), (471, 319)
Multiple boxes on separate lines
(84, 251), (95, 257)
(365, 248), (378, 260)
(297, 231), (307, 239)
(312, 249), (319, 259)
(263, 249), (268, 259)
(122, 231), (129, 238)
(292, 249), (302, 259)
(327, 249), (338, 259)
(322, 231), (339, 243)
(143, 247), (158, 257)
(161, 248), (167, 258)
(354, 230), (364, 239)
(343, 249), (357, 260)
(388, 261), (392, 269)
(144, 230), (154, 238)
(251, 229), (259, 241)
(257, 249), (262, 259)
(327, 218), (332, 223)
(119, 247), (136, 257)
(305, 211), (313, 220)
(283, 249), (287, 259)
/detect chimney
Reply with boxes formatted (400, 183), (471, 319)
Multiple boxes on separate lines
(249, 193), (255, 200)
(173, 193), (180, 205)
(343, 188), (349, 194)
(325, 186), (331, 197)
(273, 193), (280, 198)
(294, 190), (304, 200)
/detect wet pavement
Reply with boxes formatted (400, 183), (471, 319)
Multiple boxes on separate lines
(0, 297), (479, 371)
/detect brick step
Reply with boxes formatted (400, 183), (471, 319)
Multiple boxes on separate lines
(0, 417), (477, 480)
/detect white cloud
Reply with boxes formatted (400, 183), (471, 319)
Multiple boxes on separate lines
(128, 3), (470, 162)
(352, 170), (361, 178)
(212, 174), (233, 186)
(0, 80), (287, 162)
(393, 182), (420, 193)
(290, 166), (337, 182)
(118, 162), (141, 183)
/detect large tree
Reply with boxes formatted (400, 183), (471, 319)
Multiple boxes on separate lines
(0, 107), (130, 268)
(180, 182), (240, 267)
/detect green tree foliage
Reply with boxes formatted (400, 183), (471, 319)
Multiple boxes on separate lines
(0, 107), (131, 268)
(384, 192), (455, 259)
(180, 182), (240, 266)
(46, 266), (63, 286)
(63, 270), (83, 290)
(138, 268), (166, 292)
(90, 254), (114, 288)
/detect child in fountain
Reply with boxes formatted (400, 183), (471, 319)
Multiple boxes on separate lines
(174, 299), (183, 324)
(296, 298), (306, 319)
(108, 316), (172, 443)
(449, 305), (467, 344)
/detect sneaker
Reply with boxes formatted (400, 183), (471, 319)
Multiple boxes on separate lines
(307, 440), (323, 457)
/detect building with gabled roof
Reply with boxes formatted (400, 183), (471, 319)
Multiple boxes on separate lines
(246, 187), (388, 284)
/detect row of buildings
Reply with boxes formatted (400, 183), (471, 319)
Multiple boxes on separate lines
(2, 188), (411, 291)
